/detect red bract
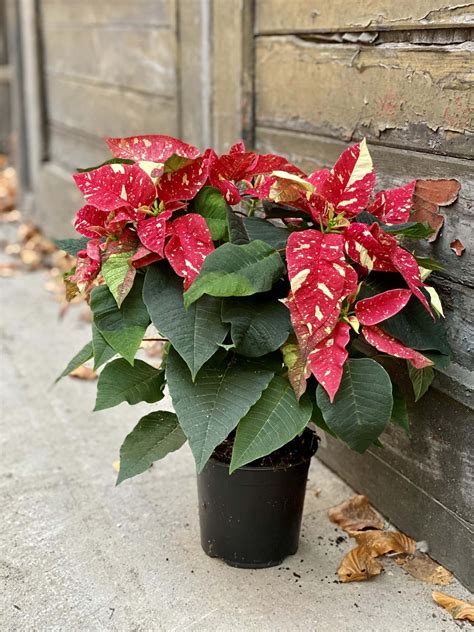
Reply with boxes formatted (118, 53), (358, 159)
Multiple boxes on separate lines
(308, 322), (351, 402)
(315, 139), (375, 217)
(355, 289), (412, 326)
(209, 147), (257, 204)
(106, 135), (200, 163)
(367, 181), (416, 225)
(164, 214), (214, 289)
(131, 246), (163, 269)
(362, 325), (433, 369)
(287, 230), (357, 345)
(157, 151), (213, 203)
(345, 222), (432, 315)
(136, 211), (172, 256)
(70, 238), (102, 287)
(73, 163), (156, 213)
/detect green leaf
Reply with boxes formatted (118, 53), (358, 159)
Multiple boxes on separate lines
(316, 359), (393, 453)
(183, 240), (285, 308)
(355, 212), (433, 239)
(76, 157), (134, 173)
(407, 364), (434, 402)
(54, 237), (89, 256)
(227, 207), (250, 244)
(117, 411), (186, 484)
(311, 397), (338, 438)
(94, 358), (165, 411)
(90, 276), (149, 365)
(192, 186), (229, 240)
(383, 222), (433, 239)
(422, 351), (450, 369)
(243, 217), (290, 249)
(91, 324), (116, 370)
(391, 383), (409, 434)
(221, 294), (290, 357)
(166, 348), (274, 472)
(414, 256), (444, 272)
(55, 341), (93, 383)
(230, 376), (312, 472)
(102, 251), (136, 307)
(143, 264), (229, 379)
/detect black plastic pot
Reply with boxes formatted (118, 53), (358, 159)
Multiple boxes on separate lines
(197, 428), (318, 568)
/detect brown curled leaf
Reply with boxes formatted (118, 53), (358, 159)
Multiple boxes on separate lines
(354, 530), (416, 557)
(432, 591), (474, 622)
(69, 365), (97, 380)
(450, 239), (465, 257)
(412, 179), (460, 242)
(397, 553), (453, 585)
(338, 545), (383, 582)
(328, 494), (384, 535)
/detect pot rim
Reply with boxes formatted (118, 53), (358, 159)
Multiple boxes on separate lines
(206, 451), (316, 473)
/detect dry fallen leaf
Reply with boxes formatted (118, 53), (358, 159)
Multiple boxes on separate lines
(338, 545), (383, 583)
(69, 366), (97, 380)
(329, 495), (384, 535)
(354, 530), (416, 557)
(432, 591), (474, 622)
(412, 179), (461, 242)
(397, 553), (453, 585)
(450, 239), (465, 257)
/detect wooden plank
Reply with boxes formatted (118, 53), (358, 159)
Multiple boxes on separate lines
(48, 124), (110, 171)
(41, 0), (175, 28)
(255, 37), (473, 158)
(177, 0), (211, 148)
(43, 26), (177, 98)
(256, 0), (474, 33)
(34, 162), (85, 237)
(45, 75), (178, 139)
(211, 0), (254, 152)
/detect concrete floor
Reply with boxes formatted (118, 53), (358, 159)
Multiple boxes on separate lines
(1, 267), (473, 632)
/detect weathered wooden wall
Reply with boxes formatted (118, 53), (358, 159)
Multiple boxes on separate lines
(9, 0), (473, 588)
(0, 0), (11, 153)
(252, 0), (474, 590)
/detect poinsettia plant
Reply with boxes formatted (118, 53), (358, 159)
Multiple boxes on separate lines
(57, 135), (450, 482)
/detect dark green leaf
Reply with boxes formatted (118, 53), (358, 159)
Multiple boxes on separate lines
(311, 398), (338, 438)
(91, 324), (116, 370)
(192, 186), (229, 240)
(391, 383), (410, 434)
(76, 158), (134, 173)
(90, 276), (149, 365)
(54, 237), (89, 256)
(243, 217), (290, 249)
(316, 359), (393, 453)
(102, 251), (136, 307)
(227, 207), (250, 245)
(230, 376), (312, 472)
(183, 240), (285, 308)
(422, 351), (450, 369)
(55, 341), (93, 383)
(117, 411), (186, 484)
(263, 201), (307, 219)
(143, 264), (229, 379)
(355, 211), (433, 239)
(407, 364), (434, 402)
(94, 359), (165, 411)
(414, 256), (444, 272)
(221, 294), (291, 357)
(166, 348), (274, 472)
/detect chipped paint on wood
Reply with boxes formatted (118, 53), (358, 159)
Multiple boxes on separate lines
(256, 0), (474, 33)
(255, 37), (473, 158)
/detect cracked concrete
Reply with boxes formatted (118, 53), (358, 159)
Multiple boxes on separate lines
(1, 268), (473, 631)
